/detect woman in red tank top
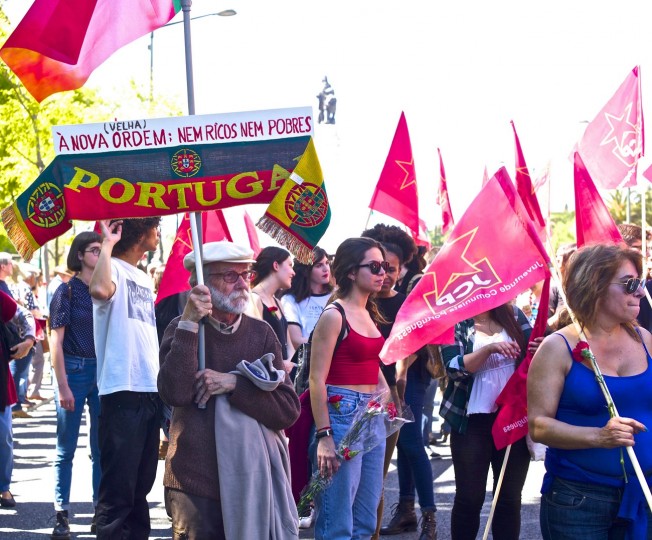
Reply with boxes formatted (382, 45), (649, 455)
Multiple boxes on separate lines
(309, 237), (390, 540)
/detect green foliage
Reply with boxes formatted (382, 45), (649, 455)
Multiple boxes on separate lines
(606, 188), (652, 228)
(549, 211), (576, 252)
(0, 6), (182, 261)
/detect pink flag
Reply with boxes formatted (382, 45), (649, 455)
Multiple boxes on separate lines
(577, 67), (644, 189)
(156, 210), (232, 304)
(379, 168), (550, 365)
(574, 153), (623, 247)
(482, 166), (490, 187)
(511, 121), (546, 239)
(492, 276), (550, 449)
(369, 112), (420, 235)
(244, 210), (261, 257)
(533, 162), (551, 193)
(1, 0), (180, 102)
(437, 148), (454, 235)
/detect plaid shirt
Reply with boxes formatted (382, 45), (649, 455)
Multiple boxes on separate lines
(439, 306), (531, 435)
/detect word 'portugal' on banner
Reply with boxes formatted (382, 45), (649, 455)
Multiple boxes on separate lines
(379, 167), (550, 365)
(1, 108), (319, 261)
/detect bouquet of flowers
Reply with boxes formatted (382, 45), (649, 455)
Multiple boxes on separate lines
(297, 389), (413, 516)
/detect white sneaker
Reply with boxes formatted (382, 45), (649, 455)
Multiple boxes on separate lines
(298, 508), (314, 529)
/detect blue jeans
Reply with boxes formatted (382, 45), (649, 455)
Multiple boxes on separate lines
(311, 386), (385, 540)
(10, 349), (33, 411)
(397, 369), (435, 510)
(0, 406), (12, 491)
(54, 355), (101, 511)
(541, 477), (652, 540)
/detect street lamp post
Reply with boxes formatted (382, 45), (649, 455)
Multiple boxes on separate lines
(148, 10), (236, 109)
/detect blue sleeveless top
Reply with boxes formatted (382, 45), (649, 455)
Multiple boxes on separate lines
(543, 332), (652, 537)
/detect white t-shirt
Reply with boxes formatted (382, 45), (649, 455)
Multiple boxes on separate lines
(93, 258), (159, 396)
(281, 292), (331, 338)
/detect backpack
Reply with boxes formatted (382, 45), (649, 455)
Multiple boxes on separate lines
(293, 302), (347, 395)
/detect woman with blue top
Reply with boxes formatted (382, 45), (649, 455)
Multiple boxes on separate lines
(529, 243), (652, 539)
(440, 302), (532, 540)
(49, 231), (102, 539)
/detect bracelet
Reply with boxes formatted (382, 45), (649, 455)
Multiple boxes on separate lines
(315, 428), (333, 440)
(316, 426), (331, 433)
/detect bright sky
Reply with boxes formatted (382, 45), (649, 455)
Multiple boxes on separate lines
(5, 0), (652, 253)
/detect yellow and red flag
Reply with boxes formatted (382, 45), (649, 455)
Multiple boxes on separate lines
(577, 66), (644, 190)
(369, 112), (420, 236)
(1, 0), (181, 102)
(257, 138), (331, 263)
(379, 167), (550, 365)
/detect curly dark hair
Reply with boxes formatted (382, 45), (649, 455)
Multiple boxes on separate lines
(112, 217), (161, 257)
(361, 223), (417, 264)
(67, 231), (102, 272)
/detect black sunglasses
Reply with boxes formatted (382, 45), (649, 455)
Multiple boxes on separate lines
(357, 261), (391, 275)
(611, 278), (647, 295)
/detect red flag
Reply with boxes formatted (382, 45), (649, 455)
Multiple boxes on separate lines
(0, 0), (180, 102)
(379, 168), (550, 365)
(369, 112), (420, 235)
(412, 218), (431, 249)
(482, 166), (490, 187)
(643, 163), (652, 184)
(511, 121), (546, 239)
(577, 67), (644, 190)
(492, 276), (550, 449)
(437, 148), (454, 235)
(155, 210), (232, 304)
(244, 210), (261, 257)
(574, 152), (623, 247)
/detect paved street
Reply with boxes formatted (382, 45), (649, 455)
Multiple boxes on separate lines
(0, 375), (546, 539)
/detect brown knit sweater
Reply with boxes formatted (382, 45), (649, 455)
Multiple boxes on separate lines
(158, 315), (300, 500)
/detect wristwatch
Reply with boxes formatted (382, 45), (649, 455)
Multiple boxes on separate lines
(315, 428), (333, 440)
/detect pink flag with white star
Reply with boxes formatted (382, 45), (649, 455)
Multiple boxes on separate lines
(369, 112), (420, 235)
(577, 67), (644, 190)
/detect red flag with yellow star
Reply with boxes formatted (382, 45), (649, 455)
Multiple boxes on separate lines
(379, 167), (550, 365)
(577, 67), (644, 190)
(369, 112), (420, 234)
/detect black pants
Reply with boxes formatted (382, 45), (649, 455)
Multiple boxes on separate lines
(96, 391), (160, 540)
(165, 488), (226, 540)
(450, 412), (531, 540)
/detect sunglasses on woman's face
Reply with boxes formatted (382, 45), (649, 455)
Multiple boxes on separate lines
(612, 277), (647, 295)
(357, 261), (391, 275)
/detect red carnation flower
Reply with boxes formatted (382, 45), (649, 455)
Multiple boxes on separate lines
(572, 341), (591, 363)
(328, 394), (344, 411)
(386, 402), (398, 421)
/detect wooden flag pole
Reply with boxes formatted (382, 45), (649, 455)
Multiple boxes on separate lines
(482, 444), (511, 540)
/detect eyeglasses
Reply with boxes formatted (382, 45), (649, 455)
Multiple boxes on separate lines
(611, 278), (647, 295)
(84, 247), (101, 256)
(357, 261), (391, 275)
(207, 270), (255, 283)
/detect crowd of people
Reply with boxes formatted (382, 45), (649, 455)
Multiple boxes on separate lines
(1, 217), (652, 539)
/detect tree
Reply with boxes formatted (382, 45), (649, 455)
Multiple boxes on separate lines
(606, 188), (652, 228)
(0, 7), (182, 271)
(549, 210), (575, 252)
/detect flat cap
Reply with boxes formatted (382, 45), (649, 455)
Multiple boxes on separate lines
(183, 241), (256, 270)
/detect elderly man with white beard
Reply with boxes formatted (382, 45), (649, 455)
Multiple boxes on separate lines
(158, 241), (301, 540)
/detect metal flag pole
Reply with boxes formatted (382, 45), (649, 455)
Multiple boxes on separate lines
(180, 1), (207, 408)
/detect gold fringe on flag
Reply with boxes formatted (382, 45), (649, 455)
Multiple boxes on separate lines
(1, 206), (36, 261)
(256, 215), (315, 264)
